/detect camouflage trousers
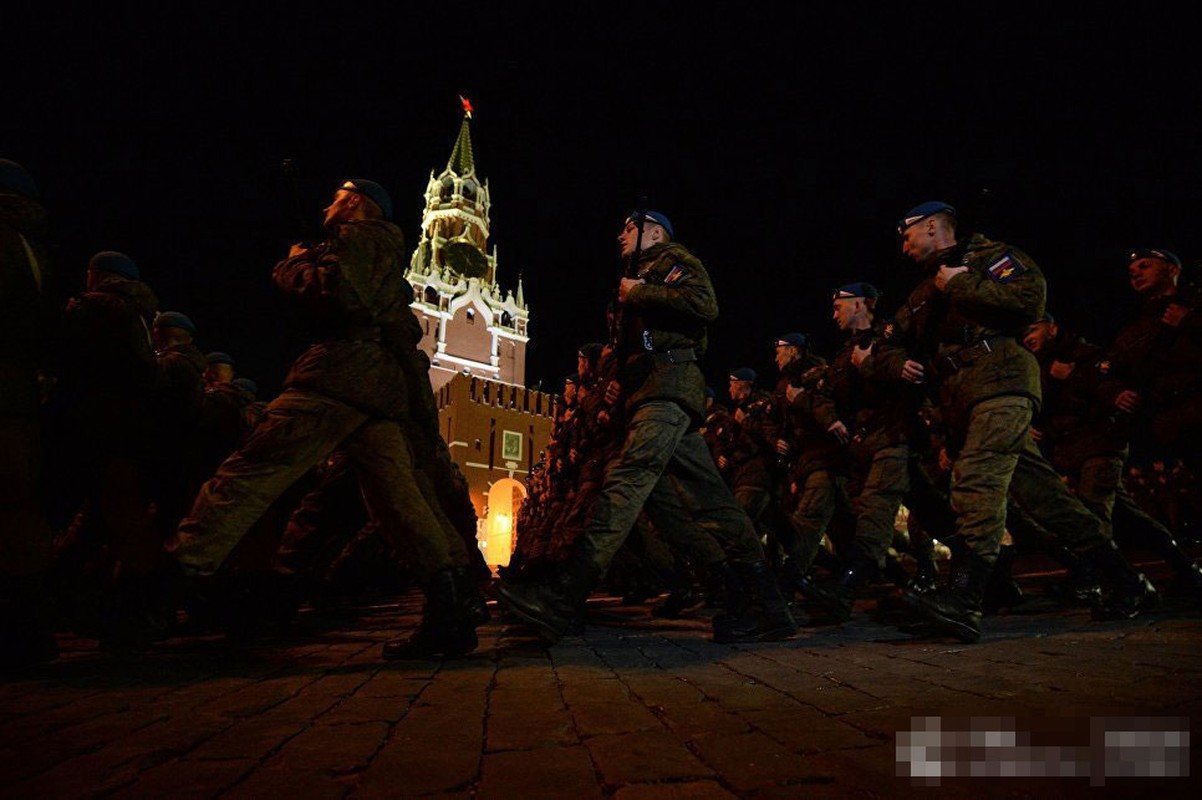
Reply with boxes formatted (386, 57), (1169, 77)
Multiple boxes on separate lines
(847, 444), (909, 569)
(581, 400), (763, 574)
(954, 395), (1106, 563)
(171, 389), (453, 582)
(785, 469), (846, 573)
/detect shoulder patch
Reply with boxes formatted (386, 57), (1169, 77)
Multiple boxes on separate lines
(985, 252), (1027, 284)
(663, 263), (690, 285)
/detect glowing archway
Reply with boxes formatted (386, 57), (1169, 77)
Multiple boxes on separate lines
(480, 478), (527, 567)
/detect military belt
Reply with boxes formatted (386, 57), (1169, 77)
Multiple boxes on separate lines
(650, 348), (697, 365)
(935, 336), (1001, 377)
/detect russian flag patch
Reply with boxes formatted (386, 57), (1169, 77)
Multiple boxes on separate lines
(986, 252), (1025, 283)
(664, 263), (689, 285)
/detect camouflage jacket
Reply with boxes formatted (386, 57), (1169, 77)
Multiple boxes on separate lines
(861, 233), (1044, 433)
(274, 219), (411, 417)
(618, 241), (717, 422)
(826, 321), (920, 452)
(0, 192), (49, 416)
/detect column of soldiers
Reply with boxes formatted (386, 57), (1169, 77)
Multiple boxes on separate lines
(504, 202), (1201, 646)
(2, 161), (490, 670)
(3, 151), (1200, 670)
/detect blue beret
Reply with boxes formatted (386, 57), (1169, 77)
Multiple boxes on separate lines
(833, 282), (880, 301)
(88, 251), (140, 280)
(341, 178), (392, 221)
(0, 159), (38, 198)
(231, 378), (258, 397)
(729, 367), (757, 382)
(774, 333), (808, 349)
(154, 311), (196, 334)
(626, 210), (674, 240)
(206, 351), (235, 366)
(704, 386), (716, 399)
(565, 372), (579, 386)
(578, 342), (604, 360)
(1128, 248), (1181, 269)
(897, 201), (956, 234)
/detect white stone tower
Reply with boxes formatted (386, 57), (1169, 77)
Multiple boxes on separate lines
(405, 98), (530, 391)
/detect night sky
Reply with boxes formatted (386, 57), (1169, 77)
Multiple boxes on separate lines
(5, 5), (1199, 396)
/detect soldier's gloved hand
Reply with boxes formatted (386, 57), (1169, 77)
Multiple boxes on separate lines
(1115, 389), (1143, 414)
(900, 360), (925, 384)
(851, 343), (873, 368)
(828, 420), (850, 444)
(1049, 360), (1075, 380)
(717, 455), (729, 470)
(937, 447), (954, 473)
(734, 407), (746, 424)
(935, 264), (969, 290)
(1162, 302), (1191, 328)
(618, 277), (645, 303)
(288, 242), (309, 258)
(604, 380), (622, 405)
(775, 438), (790, 456)
(597, 409), (611, 425)
(785, 384), (803, 402)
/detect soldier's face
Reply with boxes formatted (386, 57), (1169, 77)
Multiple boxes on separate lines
(1128, 257), (1180, 296)
(728, 379), (751, 404)
(204, 363), (235, 386)
(323, 189), (357, 228)
(831, 297), (862, 331)
(900, 220), (939, 265)
(1022, 321), (1057, 354)
(618, 221), (664, 258)
(774, 345), (799, 371)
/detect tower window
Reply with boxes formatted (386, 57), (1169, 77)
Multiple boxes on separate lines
(466, 309), (476, 324)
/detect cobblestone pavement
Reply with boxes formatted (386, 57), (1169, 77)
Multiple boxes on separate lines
(2, 562), (1200, 799)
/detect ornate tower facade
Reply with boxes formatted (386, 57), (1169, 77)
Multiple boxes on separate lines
(405, 102), (530, 392)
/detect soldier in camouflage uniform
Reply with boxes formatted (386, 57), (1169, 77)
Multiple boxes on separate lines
(803, 282), (922, 621)
(870, 201), (1154, 641)
(0, 160), (57, 669)
(716, 367), (776, 543)
(763, 333), (849, 589)
(1097, 248), (1202, 476)
(498, 210), (795, 644)
(170, 179), (485, 659)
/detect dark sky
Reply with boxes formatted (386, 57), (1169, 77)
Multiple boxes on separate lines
(5, 5), (1199, 394)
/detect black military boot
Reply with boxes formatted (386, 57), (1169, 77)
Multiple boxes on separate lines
(495, 552), (599, 644)
(0, 575), (58, 673)
(1139, 527), (1202, 598)
(1045, 546), (1104, 606)
(981, 544), (1024, 615)
(1083, 542), (1160, 621)
(651, 564), (702, 619)
(803, 557), (876, 623)
(712, 560), (798, 643)
(383, 569), (478, 659)
(910, 551), (993, 643)
(453, 566), (491, 627)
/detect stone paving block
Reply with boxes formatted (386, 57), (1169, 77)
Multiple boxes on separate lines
(486, 689), (575, 751)
(612, 780), (736, 799)
(559, 675), (630, 706)
(653, 696), (751, 739)
(319, 690), (414, 725)
(689, 730), (827, 793)
(355, 670), (431, 699)
(477, 745), (601, 799)
(358, 731), (481, 797)
(677, 669), (790, 713)
(222, 760), (350, 800)
(739, 708), (880, 753)
(570, 699), (661, 737)
(267, 720), (389, 774)
(109, 757), (256, 799)
(585, 731), (714, 787)
(188, 718), (308, 761)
